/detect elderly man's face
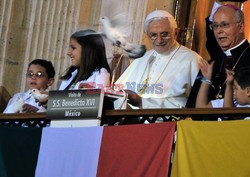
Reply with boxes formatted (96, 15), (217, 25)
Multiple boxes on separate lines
(212, 7), (244, 51)
(147, 19), (177, 54)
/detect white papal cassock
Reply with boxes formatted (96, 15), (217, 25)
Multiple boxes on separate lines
(115, 43), (203, 108)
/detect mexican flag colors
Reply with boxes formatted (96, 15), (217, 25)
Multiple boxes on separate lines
(1, 120), (250, 177)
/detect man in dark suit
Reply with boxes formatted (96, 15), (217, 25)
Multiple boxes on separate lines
(186, 0), (250, 108)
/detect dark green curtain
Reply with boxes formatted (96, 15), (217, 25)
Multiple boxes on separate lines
(0, 126), (42, 177)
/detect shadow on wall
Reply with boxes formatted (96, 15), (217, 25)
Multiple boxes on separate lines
(0, 86), (11, 113)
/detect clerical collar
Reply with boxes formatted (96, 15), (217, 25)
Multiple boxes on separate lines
(224, 39), (246, 56)
(155, 42), (180, 57)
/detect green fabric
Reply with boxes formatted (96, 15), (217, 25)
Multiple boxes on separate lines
(0, 126), (42, 177)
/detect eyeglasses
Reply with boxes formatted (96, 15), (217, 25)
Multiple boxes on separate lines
(147, 31), (171, 40)
(209, 21), (240, 30)
(26, 72), (46, 78)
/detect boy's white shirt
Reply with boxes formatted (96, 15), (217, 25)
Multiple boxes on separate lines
(211, 99), (250, 108)
(3, 89), (46, 113)
(211, 99), (250, 121)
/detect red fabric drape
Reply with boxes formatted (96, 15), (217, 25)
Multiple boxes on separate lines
(97, 122), (176, 177)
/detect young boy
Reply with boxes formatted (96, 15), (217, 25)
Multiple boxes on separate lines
(223, 67), (250, 108)
(3, 59), (55, 113)
(196, 62), (250, 108)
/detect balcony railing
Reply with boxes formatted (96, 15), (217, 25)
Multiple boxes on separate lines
(1, 107), (250, 127)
